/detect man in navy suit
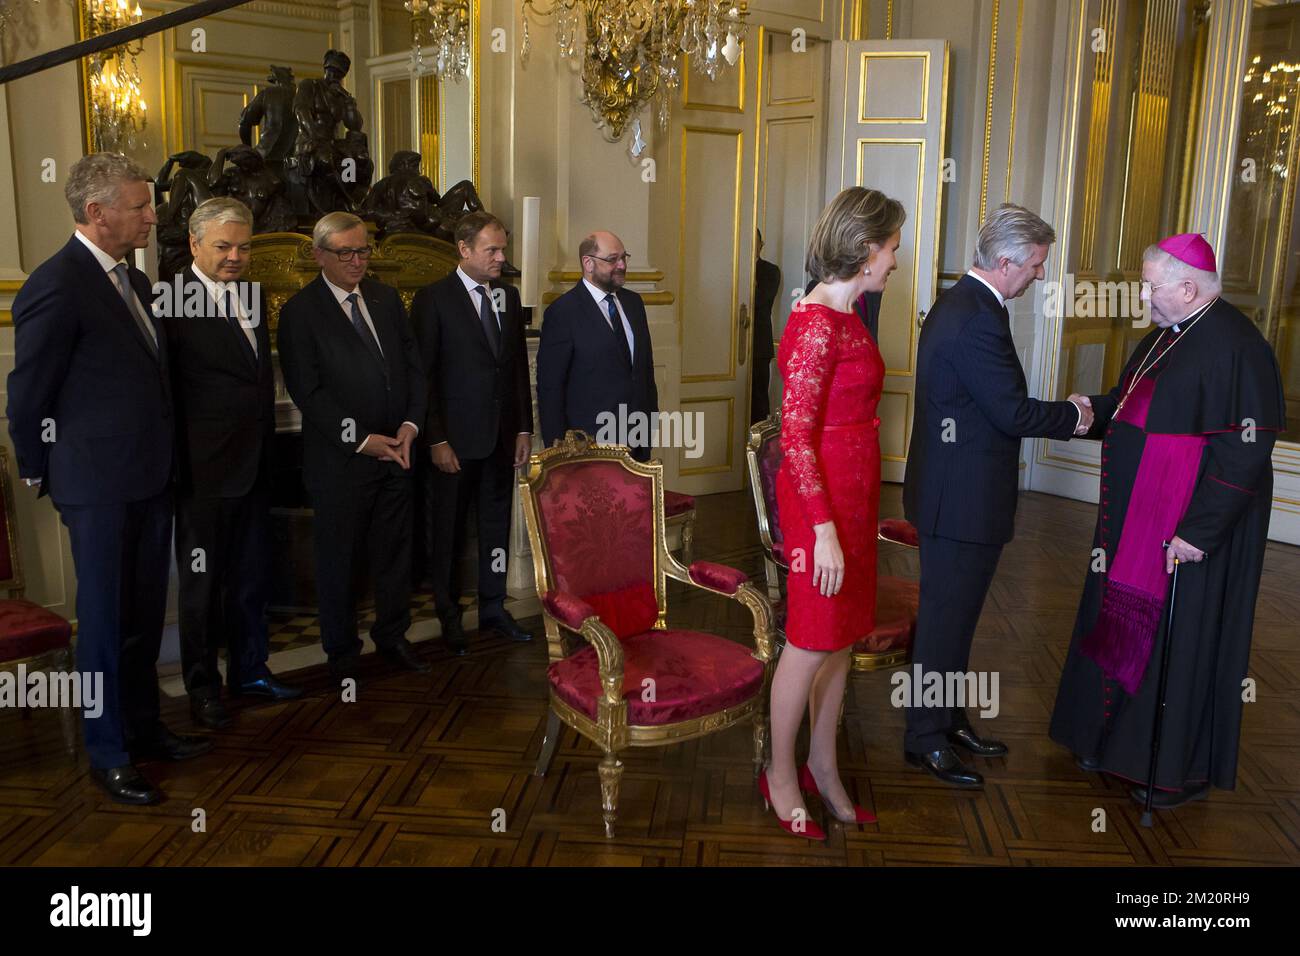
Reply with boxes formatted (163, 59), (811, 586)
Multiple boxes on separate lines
(902, 203), (1094, 788)
(537, 230), (658, 461)
(164, 197), (302, 730)
(277, 212), (430, 683)
(412, 211), (534, 654)
(7, 153), (212, 805)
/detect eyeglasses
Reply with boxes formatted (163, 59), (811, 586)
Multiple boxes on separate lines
(322, 245), (373, 262)
(1139, 279), (1182, 294)
(584, 252), (631, 265)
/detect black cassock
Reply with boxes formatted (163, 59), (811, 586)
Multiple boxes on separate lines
(1050, 298), (1286, 791)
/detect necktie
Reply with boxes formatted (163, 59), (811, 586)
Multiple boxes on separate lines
(606, 293), (632, 366)
(475, 285), (502, 357)
(346, 292), (387, 372)
(224, 288), (258, 367)
(111, 263), (158, 358)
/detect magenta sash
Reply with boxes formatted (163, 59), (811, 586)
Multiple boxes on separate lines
(1080, 430), (1205, 693)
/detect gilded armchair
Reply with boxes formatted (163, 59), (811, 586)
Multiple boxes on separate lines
(519, 431), (776, 838)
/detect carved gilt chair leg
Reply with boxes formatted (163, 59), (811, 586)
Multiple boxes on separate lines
(763, 556), (782, 604)
(679, 512), (696, 566)
(535, 709), (562, 777)
(598, 750), (624, 839)
(752, 708), (768, 778)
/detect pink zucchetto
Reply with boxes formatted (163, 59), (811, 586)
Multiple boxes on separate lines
(1157, 233), (1216, 272)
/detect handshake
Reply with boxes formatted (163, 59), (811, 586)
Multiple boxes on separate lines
(1067, 394), (1094, 435)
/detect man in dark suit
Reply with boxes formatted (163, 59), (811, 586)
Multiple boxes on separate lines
(751, 230), (780, 424)
(165, 198), (302, 730)
(537, 230), (658, 461)
(6, 153), (212, 805)
(412, 211), (533, 654)
(277, 211), (430, 682)
(902, 203), (1094, 788)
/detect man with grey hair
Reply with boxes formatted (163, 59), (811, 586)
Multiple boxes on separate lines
(7, 153), (211, 806)
(164, 197), (302, 731)
(1051, 233), (1284, 812)
(278, 211), (429, 683)
(902, 203), (1094, 788)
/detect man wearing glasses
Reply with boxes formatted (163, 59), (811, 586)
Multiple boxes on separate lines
(537, 231), (659, 463)
(411, 211), (534, 655)
(277, 212), (430, 683)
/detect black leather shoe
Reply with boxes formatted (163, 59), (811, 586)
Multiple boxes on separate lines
(1075, 754), (1102, 773)
(90, 765), (161, 805)
(480, 609), (533, 643)
(948, 726), (1008, 757)
(1129, 782), (1210, 809)
(190, 695), (232, 730)
(132, 727), (213, 762)
(382, 640), (432, 674)
(234, 676), (304, 700)
(441, 615), (469, 656)
(904, 748), (984, 788)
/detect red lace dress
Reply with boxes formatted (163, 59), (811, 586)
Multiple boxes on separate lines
(776, 301), (884, 651)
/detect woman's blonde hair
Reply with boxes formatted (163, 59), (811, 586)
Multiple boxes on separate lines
(805, 187), (906, 283)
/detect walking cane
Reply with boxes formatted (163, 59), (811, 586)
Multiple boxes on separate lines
(1140, 547), (1181, 829)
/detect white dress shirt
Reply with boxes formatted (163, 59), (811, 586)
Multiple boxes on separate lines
(583, 277), (635, 361)
(75, 230), (157, 348)
(191, 263), (257, 356)
(320, 273), (418, 451)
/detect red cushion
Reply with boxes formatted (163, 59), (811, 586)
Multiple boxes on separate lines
(582, 581), (659, 638)
(0, 599), (72, 661)
(664, 490), (695, 517)
(854, 576), (918, 653)
(878, 518), (920, 548)
(548, 629), (764, 725)
(688, 560), (747, 594)
(770, 539), (787, 567)
(543, 590), (598, 631)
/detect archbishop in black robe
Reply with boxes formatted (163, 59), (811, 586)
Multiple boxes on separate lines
(1050, 295), (1285, 801)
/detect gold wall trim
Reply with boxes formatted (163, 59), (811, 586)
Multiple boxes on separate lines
(683, 48), (746, 114)
(879, 387), (912, 461)
(1078, 0), (1119, 275)
(1004, 0), (1024, 203)
(472, 0), (481, 188)
(677, 395), (736, 474)
(856, 137), (923, 377)
(886, 0), (894, 39)
(677, 125), (743, 384)
(978, 0), (1001, 224)
(859, 51), (930, 124)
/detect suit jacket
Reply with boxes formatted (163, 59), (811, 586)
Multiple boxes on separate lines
(411, 271), (533, 460)
(537, 282), (658, 449)
(6, 235), (173, 506)
(753, 258), (781, 366)
(277, 274), (427, 494)
(903, 274), (1079, 545)
(164, 268), (274, 498)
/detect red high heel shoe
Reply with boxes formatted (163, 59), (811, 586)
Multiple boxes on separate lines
(798, 764), (877, 825)
(758, 769), (827, 842)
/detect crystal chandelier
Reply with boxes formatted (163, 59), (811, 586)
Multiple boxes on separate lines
(81, 0), (148, 153)
(521, 0), (748, 142)
(405, 0), (471, 80)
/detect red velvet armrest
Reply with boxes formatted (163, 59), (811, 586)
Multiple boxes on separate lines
(543, 590), (599, 631)
(878, 518), (920, 548)
(688, 561), (748, 595)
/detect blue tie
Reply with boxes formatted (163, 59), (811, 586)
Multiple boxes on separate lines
(224, 289), (258, 367)
(475, 285), (502, 356)
(346, 292), (386, 373)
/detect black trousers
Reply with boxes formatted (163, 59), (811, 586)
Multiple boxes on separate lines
(175, 483), (272, 698)
(310, 466), (414, 661)
(427, 436), (514, 620)
(56, 489), (172, 769)
(904, 532), (1004, 754)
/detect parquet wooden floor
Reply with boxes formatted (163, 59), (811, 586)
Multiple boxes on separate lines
(2, 486), (1297, 867)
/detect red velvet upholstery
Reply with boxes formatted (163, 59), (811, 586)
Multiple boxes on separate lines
(663, 490), (695, 517)
(755, 428), (785, 565)
(878, 518), (920, 549)
(0, 599), (73, 661)
(688, 561), (747, 595)
(534, 458), (656, 611)
(853, 576), (918, 654)
(543, 590), (597, 631)
(582, 582), (659, 638)
(548, 629), (764, 725)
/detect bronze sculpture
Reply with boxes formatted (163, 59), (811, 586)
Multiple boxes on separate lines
(238, 65), (298, 174)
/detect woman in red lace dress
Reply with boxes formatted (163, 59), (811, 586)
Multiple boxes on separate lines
(760, 187), (905, 839)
